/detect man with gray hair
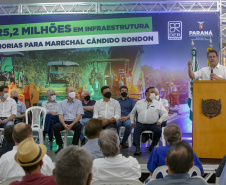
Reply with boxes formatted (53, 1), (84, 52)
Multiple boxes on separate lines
(80, 90), (96, 145)
(92, 129), (141, 181)
(147, 124), (203, 178)
(42, 89), (59, 149)
(54, 146), (93, 185)
(11, 90), (26, 124)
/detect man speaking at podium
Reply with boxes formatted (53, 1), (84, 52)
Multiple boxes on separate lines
(188, 50), (226, 80)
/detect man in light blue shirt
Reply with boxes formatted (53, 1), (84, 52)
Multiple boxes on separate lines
(82, 118), (103, 159)
(11, 90), (26, 124)
(53, 86), (84, 154)
(147, 141), (207, 185)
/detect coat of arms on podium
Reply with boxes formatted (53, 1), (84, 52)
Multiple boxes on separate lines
(202, 99), (221, 118)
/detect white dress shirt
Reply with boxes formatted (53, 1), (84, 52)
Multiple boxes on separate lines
(0, 146), (55, 181)
(93, 98), (121, 122)
(194, 63), (226, 80)
(130, 99), (168, 124)
(159, 98), (169, 108)
(42, 100), (59, 113)
(92, 154), (141, 181)
(0, 97), (17, 118)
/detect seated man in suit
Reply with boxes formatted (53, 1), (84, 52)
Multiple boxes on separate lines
(130, 87), (168, 155)
(92, 129), (141, 181)
(147, 124), (204, 179)
(53, 86), (83, 154)
(147, 141), (207, 185)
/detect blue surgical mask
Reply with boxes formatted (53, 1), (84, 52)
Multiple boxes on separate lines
(3, 93), (8, 99)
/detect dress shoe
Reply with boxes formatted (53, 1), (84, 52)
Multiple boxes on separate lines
(55, 146), (63, 154)
(121, 141), (128, 148)
(134, 146), (142, 156)
(142, 133), (150, 143)
(81, 137), (88, 146)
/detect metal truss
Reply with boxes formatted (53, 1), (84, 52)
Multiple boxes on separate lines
(220, 1), (226, 64)
(0, 1), (219, 16)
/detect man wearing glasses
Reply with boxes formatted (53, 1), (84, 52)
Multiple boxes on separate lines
(42, 89), (59, 150)
(130, 87), (168, 156)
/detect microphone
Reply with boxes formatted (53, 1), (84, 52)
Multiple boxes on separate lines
(211, 68), (213, 80)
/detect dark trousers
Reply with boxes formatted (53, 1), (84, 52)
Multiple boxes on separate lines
(133, 122), (162, 147)
(103, 122), (117, 129)
(44, 114), (59, 141)
(53, 121), (82, 146)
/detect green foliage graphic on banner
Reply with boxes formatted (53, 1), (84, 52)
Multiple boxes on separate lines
(0, 17), (152, 40)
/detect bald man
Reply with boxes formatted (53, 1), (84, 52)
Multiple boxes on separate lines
(53, 87), (84, 154)
(0, 123), (54, 181)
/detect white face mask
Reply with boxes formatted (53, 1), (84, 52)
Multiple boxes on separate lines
(51, 95), (56, 101)
(68, 92), (76, 99)
(3, 93), (8, 99)
(155, 95), (160, 100)
(149, 93), (155, 100)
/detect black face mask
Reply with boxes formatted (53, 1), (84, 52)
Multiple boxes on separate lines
(13, 97), (18, 102)
(84, 95), (90, 101)
(121, 92), (127, 97)
(103, 92), (111, 98)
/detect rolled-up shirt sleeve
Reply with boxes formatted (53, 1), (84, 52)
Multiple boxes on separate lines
(158, 103), (168, 123)
(130, 104), (137, 123)
(93, 102), (99, 118)
(194, 68), (203, 79)
(113, 101), (121, 122)
(11, 100), (17, 116)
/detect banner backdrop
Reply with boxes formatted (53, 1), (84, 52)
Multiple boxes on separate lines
(0, 13), (219, 131)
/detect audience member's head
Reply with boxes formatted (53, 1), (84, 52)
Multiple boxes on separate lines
(98, 129), (120, 157)
(47, 89), (56, 102)
(54, 146), (93, 185)
(101, 86), (111, 99)
(12, 123), (32, 145)
(81, 90), (90, 101)
(166, 141), (194, 174)
(164, 124), (182, 145)
(85, 118), (102, 139)
(66, 86), (75, 99)
(14, 138), (47, 174)
(4, 125), (14, 143)
(11, 90), (19, 102)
